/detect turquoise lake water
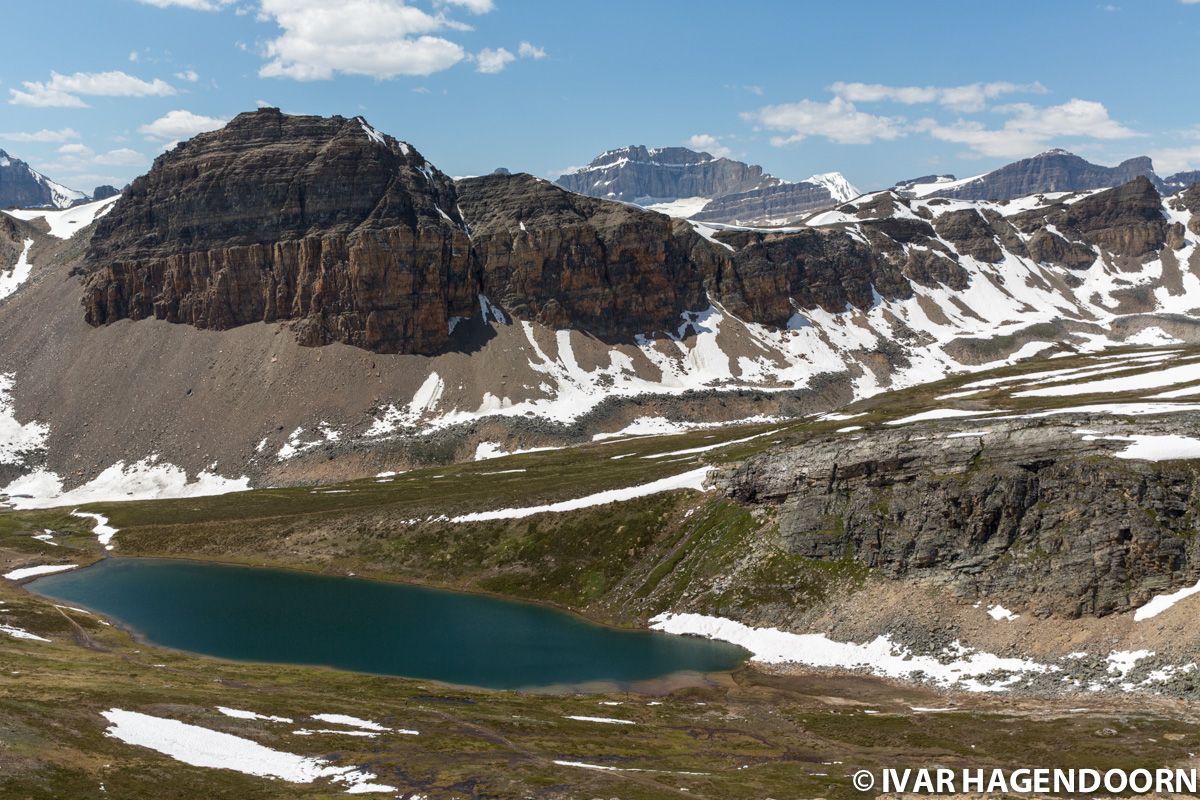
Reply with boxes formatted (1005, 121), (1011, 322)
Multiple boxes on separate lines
(30, 558), (746, 690)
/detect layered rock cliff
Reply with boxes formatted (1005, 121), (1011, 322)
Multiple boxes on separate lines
(722, 417), (1200, 619)
(80, 109), (476, 355)
(554, 145), (777, 203)
(691, 180), (846, 225)
(456, 173), (719, 340)
(902, 149), (1161, 203)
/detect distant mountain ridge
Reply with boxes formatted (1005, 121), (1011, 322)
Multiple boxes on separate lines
(556, 145), (859, 226)
(894, 149), (1193, 202)
(555, 146), (778, 204)
(0, 149), (86, 210)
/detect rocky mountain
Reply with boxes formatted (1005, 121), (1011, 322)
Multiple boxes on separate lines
(555, 145), (777, 204)
(555, 145), (859, 226)
(2, 108), (1199, 508)
(81, 109), (476, 355)
(896, 149), (1164, 201)
(1166, 170), (1200, 192)
(91, 185), (120, 201)
(0, 149), (85, 210)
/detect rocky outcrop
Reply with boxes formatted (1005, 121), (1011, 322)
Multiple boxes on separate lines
(715, 228), (907, 326)
(91, 185), (119, 201)
(933, 209), (1003, 263)
(0, 149), (84, 209)
(555, 146), (776, 203)
(1176, 184), (1200, 237)
(80, 109), (476, 355)
(925, 150), (1164, 202)
(456, 173), (718, 340)
(723, 420), (1200, 619)
(1, 214), (25, 268)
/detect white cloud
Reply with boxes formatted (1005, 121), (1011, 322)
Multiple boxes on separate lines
(129, 50), (140, 62)
(475, 47), (515, 74)
(1151, 146), (1200, 176)
(136, 0), (235, 9)
(0, 128), (80, 143)
(175, 69), (200, 82)
(918, 98), (1138, 158)
(139, 110), (228, 141)
(257, 0), (483, 80)
(685, 134), (731, 159)
(830, 80), (1046, 113)
(518, 41), (546, 59)
(440, 0), (494, 11)
(745, 97), (905, 146)
(9, 71), (176, 108)
(38, 144), (147, 184)
(94, 148), (148, 167)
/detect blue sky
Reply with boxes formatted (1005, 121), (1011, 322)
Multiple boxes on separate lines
(2, 0), (1199, 194)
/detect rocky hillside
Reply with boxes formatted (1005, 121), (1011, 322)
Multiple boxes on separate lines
(897, 149), (1164, 201)
(0, 149), (85, 210)
(2, 109), (1200, 510)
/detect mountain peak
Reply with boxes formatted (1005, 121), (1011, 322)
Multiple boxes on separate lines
(0, 148), (84, 209)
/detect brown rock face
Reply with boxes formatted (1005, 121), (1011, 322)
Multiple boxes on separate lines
(715, 229), (908, 326)
(456, 173), (716, 340)
(1053, 176), (1167, 258)
(933, 209), (1003, 263)
(81, 109), (476, 354)
(1, 214), (24, 268)
(1179, 184), (1200, 237)
(1025, 229), (1098, 269)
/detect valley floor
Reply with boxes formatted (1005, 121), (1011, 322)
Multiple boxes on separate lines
(6, 345), (1200, 797)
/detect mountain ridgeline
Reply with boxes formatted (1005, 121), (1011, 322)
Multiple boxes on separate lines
(75, 109), (1200, 358)
(554, 145), (859, 225)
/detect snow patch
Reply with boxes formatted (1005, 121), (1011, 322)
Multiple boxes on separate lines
(450, 467), (712, 522)
(101, 709), (396, 794)
(4, 195), (119, 239)
(1135, 578), (1200, 622)
(3, 458), (250, 511)
(651, 613), (1054, 693)
(4, 563), (78, 581)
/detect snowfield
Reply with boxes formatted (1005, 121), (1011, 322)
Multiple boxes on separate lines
(3, 195), (119, 240)
(2, 459), (250, 511)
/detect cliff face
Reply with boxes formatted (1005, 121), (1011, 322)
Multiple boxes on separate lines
(554, 145), (777, 202)
(1011, 176), (1167, 261)
(80, 110), (476, 355)
(723, 419), (1200, 619)
(457, 173), (718, 340)
(930, 150), (1164, 202)
(76, 109), (1181, 357)
(691, 181), (839, 225)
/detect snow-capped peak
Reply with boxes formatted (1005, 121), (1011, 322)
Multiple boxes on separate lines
(804, 171), (860, 203)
